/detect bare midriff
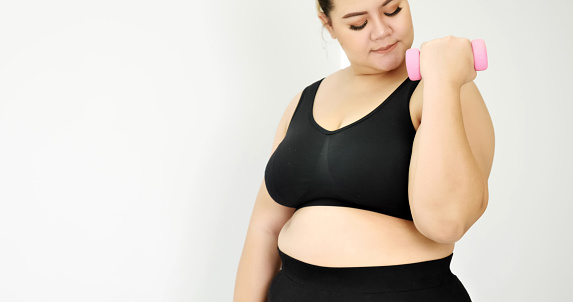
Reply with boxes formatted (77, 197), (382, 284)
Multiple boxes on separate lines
(277, 206), (455, 267)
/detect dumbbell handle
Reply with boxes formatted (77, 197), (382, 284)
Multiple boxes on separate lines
(405, 39), (488, 81)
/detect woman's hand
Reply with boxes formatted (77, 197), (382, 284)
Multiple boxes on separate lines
(419, 35), (477, 88)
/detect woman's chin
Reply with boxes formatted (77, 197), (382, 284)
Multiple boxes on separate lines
(370, 58), (402, 72)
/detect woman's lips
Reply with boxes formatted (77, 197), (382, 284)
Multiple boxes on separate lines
(372, 42), (397, 53)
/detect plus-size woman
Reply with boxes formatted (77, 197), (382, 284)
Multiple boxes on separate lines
(234, 0), (495, 301)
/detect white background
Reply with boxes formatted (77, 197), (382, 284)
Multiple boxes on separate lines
(0, 0), (571, 301)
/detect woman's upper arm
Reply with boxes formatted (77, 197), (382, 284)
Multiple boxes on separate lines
(248, 90), (304, 236)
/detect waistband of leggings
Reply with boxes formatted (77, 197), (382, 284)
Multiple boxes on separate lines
(277, 246), (455, 294)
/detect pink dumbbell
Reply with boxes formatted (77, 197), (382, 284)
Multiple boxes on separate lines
(405, 39), (488, 81)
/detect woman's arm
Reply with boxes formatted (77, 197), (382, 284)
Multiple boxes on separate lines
(408, 79), (495, 244)
(233, 207), (283, 302)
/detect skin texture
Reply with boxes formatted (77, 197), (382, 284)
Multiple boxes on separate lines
(318, 0), (415, 80)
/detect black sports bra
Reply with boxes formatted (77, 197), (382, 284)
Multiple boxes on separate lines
(264, 76), (420, 221)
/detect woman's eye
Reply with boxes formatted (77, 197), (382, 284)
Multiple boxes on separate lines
(348, 6), (402, 31)
(386, 6), (402, 17)
(349, 20), (368, 31)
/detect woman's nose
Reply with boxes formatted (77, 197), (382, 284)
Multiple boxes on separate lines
(370, 17), (391, 40)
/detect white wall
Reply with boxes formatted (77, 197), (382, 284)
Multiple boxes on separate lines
(0, 0), (338, 301)
(1, 0), (572, 301)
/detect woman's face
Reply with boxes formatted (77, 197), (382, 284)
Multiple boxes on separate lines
(319, 0), (414, 75)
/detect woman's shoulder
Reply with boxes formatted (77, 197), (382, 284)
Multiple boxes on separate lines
(279, 70), (343, 126)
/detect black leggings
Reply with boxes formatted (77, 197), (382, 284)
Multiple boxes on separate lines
(267, 246), (472, 302)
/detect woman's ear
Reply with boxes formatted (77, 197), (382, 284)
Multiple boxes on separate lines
(318, 12), (336, 39)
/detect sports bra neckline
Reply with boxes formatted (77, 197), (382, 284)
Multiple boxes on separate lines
(310, 76), (411, 135)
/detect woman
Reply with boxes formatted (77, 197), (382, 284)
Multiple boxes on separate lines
(234, 0), (495, 301)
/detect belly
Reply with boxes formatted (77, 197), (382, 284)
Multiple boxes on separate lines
(277, 206), (455, 267)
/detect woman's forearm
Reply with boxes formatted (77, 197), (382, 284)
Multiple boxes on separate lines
(233, 225), (281, 302)
(410, 80), (485, 244)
